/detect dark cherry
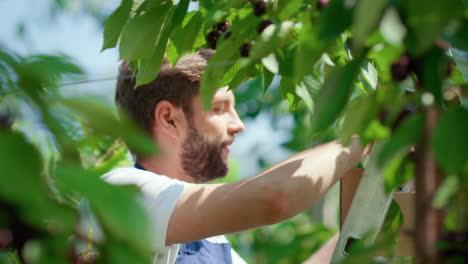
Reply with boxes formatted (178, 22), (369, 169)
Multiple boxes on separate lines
(258, 19), (274, 34)
(252, 0), (267, 16)
(240, 43), (250, 57)
(391, 55), (411, 82)
(206, 31), (219, 50)
(317, 0), (330, 10)
(0, 113), (13, 130)
(445, 61), (454, 77)
(216, 22), (230, 32)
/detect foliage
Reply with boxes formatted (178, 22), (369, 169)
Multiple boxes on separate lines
(0, 47), (156, 263)
(1, 0), (468, 263)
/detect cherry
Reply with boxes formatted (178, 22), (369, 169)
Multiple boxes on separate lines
(215, 22), (230, 32)
(240, 43), (250, 57)
(0, 113), (13, 130)
(391, 55), (411, 82)
(258, 19), (274, 34)
(317, 0), (330, 10)
(252, 0), (267, 16)
(206, 31), (219, 49)
(445, 61), (454, 77)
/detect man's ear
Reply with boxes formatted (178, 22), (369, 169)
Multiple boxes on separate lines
(153, 101), (184, 139)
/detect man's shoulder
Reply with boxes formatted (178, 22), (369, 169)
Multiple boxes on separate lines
(102, 166), (192, 196)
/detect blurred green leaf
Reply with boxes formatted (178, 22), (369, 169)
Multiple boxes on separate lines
(449, 66), (465, 85)
(378, 200), (404, 246)
(17, 55), (83, 89)
(263, 68), (274, 93)
(261, 53), (279, 74)
(368, 44), (403, 82)
(0, 131), (74, 233)
(274, 0), (302, 20)
(352, 0), (387, 53)
(102, 0), (133, 51)
(420, 47), (446, 105)
(55, 163), (153, 258)
(445, 18), (468, 51)
(251, 21), (295, 61)
(169, 0), (190, 33)
(295, 75), (321, 112)
(119, 2), (173, 61)
(379, 7), (407, 45)
(101, 239), (151, 264)
(433, 175), (459, 208)
(383, 156), (415, 193)
(171, 11), (203, 56)
(378, 113), (424, 167)
(135, 3), (177, 87)
(60, 97), (157, 155)
(403, 0), (458, 56)
(341, 93), (377, 145)
(200, 14), (259, 109)
(310, 55), (365, 133)
(432, 107), (468, 173)
(360, 61), (378, 91)
(280, 76), (300, 111)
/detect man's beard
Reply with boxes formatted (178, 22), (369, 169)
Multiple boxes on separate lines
(180, 121), (228, 182)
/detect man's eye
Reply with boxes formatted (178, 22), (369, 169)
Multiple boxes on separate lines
(212, 105), (225, 113)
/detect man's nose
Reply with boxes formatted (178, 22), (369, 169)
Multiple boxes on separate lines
(228, 110), (245, 135)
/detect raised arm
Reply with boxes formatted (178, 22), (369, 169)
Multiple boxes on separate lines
(166, 138), (370, 244)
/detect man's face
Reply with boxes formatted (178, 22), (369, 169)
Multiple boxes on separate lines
(180, 87), (245, 182)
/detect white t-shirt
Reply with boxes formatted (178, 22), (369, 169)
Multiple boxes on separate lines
(101, 166), (247, 264)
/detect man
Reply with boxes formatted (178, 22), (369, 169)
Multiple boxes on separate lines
(105, 49), (370, 263)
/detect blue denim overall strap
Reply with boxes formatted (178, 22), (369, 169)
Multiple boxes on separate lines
(133, 164), (233, 264)
(175, 239), (232, 264)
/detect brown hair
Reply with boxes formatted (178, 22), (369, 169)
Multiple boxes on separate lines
(115, 49), (214, 134)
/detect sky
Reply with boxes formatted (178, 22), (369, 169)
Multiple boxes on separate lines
(0, 0), (294, 178)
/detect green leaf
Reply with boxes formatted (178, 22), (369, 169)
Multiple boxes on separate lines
(102, 0), (133, 51)
(433, 175), (459, 208)
(135, 5), (176, 87)
(169, 0), (190, 31)
(310, 55), (365, 133)
(165, 40), (180, 66)
(280, 76), (300, 111)
(261, 53), (279, 74)
(119, 2), (173, 61)
(263, 68), (274, 93)
(274, 0), (303, 20)
(403, 0), (459, 55)
(449, 66), (465, 85)
(445, 18), (468, 51)
(101, 239), (151, 264)
(352, 0), (387, 53)
(0, 131), (75, 233)
(379, 7), (407, 45)
(60, 97), (157, 155)
(200, 13), (259, 110)
(340, 94), (377, 145)
(294, 74), (321, 112)
(383, 156), (415, 193)
(251, 21), (295, 61)
(360, 60), (378, 91)
(368, 44), (403, 82)
(171, 12), (204, 55)
(361, 119), (391, 143)
(420, 47), (447, 106)
(378, 200), (404, 245)
(55, 163), (153, 258)
(432, 107), (468, 173)
(378, 113), (425, 167)
(295, 0), (354, 82)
